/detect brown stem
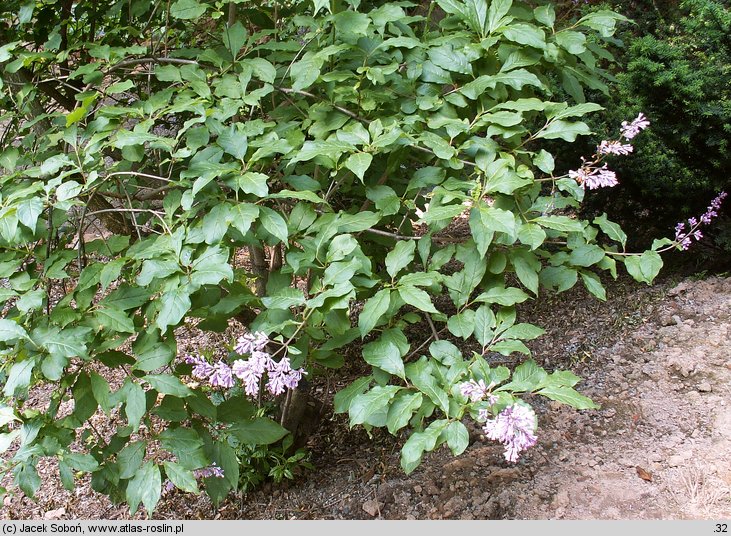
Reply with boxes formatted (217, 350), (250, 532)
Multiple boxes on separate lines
(248, 245), (268, 297)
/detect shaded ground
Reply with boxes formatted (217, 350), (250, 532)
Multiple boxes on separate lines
(4, 273), (731, 519)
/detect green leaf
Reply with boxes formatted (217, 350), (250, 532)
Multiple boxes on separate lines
(125, 382), (146, 432)
(159, 427), (205, 461)
(398, 285), (439, 314)
(222, 21), (247, 57)
(349, 385), (401, 427)
(16, 197), (43, 230)
(400, 420), (447, 474)
(443, 421), (469, 455)
(555, 30), (587, 54)
(230, 203), (259, 236)
(428, 44), (472, 75)
(475, 286), (529, 306)
(487, 0), (512, 33)
(163, 461), (198, 494)
(95, 306), (135, 333)
(569, 245), (604, 268)
(460, 69), (543, 99)
(580, 271), (606, 301)
(290, 53), (323, 91)
(64, 453), (99, 472)
(503, 23), (545, 49)
(144, 375), (193, 397)
(534, 215), (584, 233)
(480, 205), (516, 237)
(386, 392), (423, 434)
(534, 4), (555, 27)
(334, 376), (372, 414)
(127, 461), (161, 517)
(537, 386), (599, 410)
(261, 287), (306, 310)
(358, 289), (391, 337)
(363, 336), (405, 379)
(259, 206), (288, 243)
(533, 149), (554, 174)
(421, 204), (466, 225)
(334, 11), (370, 36)
(511, 249), (540, 294)
(228, 417), (289, 445)
(100, 259), (125, 291)
(15, 463), (41, 498)
(327, 234), (358, 263)
(594, 213), (627, 248)
(474, 305), (496, 347)
(170, 0), (206, 19)
(3, 359), (35, 397)
(406, 357), (449, 414)
(518, 224), (546, 250)
(447, 309), (475, 339)
(117, 441), (147, 480)
(323, 258), (360, 287)
(385, 240), (416, 279)
(624, 251), (663, 285)
(156, 286), (191, 332)
(191, 246), (233, 287)
(313, 0), (331, 15)
(236, 172), (268, 197)
(0, 319), (28, 343)
(536, 120), (591, 142)
(0, 430), (20, 454)
(345, 153), (373, 182)
(218, 127), (248, 160)
(501, 323), (545, 340)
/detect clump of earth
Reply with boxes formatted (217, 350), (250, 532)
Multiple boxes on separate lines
(4, 274), (731, 520)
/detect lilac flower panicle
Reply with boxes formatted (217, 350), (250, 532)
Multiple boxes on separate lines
(265, 357), (306, 396)
(620, 113), (650, 140)
(208, 361), (235, 389)
(597, 140), (634, 156)
(231, 359), (262, 396)
(674, 191), (727, 250)
(185, 355), (214, 380)
(234, 331), (269, 355)
(460, 379), (489, 402)
(568, 167), (591, 183)
(582, 165), (619, 190)
(481, 403), (538, 463)
(194, 463), (225, 479)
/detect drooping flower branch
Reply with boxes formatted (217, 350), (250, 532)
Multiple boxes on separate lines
(674, 192), (728, 250)
(184, 331), (307, 397)
(567, 113), (650, 190)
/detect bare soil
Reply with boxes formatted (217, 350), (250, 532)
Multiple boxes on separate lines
(4, 273), (731, 520)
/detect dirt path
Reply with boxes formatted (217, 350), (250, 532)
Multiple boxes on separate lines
(4, 274), (731, 519)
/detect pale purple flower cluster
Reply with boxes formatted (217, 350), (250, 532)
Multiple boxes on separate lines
(460, 379), (497, 405)
(480, 404), (538, 463)
(597, 140), (634, 156)
(234, 331), (269, 354)
(620, 113), (650, 140)
(209, 361), (235, 388)
(231, 354), (306, 397)
(570, 164), (619, 190)
(674, 192), (727, 250)
(567, 114), (650, 191)
(185, 354), (214, 380)
(183, 330), (306, 396)
(460, 379), (489, 402)
(194, 463), (225, 479)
